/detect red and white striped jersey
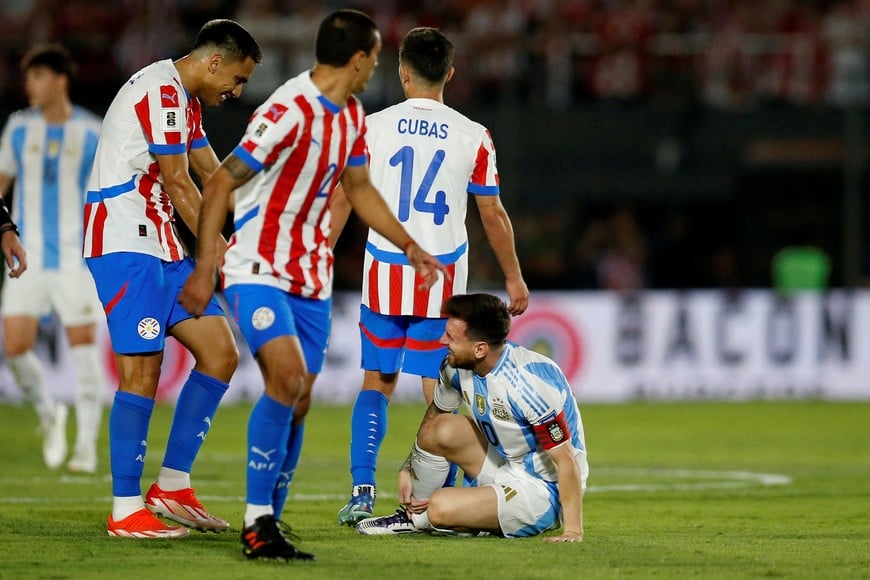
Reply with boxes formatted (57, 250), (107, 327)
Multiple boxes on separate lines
(82, 60), (209, 261)
(361, 98), (500, 318)
(222, 71), (368, 299)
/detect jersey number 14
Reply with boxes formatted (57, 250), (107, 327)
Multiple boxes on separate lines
(390, 146), (450, 225)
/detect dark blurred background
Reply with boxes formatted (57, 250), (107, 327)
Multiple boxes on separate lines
(2, 0), (867, 292)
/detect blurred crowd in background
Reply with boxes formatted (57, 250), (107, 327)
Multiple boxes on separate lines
(1, 0), (868, 110)
(0, 0), (866, 292)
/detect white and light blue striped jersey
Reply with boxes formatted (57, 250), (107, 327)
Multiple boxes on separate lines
(361, 98), (500, 317)
(434, 342), (586, 483)
(0, 106), (101, 271)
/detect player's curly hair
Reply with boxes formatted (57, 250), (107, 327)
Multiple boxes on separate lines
(442, 294), (510, 346)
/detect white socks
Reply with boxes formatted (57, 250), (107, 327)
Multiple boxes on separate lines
(7, 351), (54, 427)
(409, 441), (451, 502)
(244, 504), (274, 527)
(112, 495), (145, 521)
(69, 344), (104, 456)
(156, 467), (191, 492)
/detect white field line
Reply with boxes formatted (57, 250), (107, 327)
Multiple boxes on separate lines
(0, 468), (791, 504)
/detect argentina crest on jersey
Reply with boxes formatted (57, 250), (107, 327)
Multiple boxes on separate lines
(490, 396), (510, 420)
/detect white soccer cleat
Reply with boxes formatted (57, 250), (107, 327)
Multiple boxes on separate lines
(355, 509), (421, 536)
(67, 447), (97, 474)
(42, 404), (68, 469)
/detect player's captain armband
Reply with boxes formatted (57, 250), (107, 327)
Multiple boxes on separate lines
(533, 411), (571, 450)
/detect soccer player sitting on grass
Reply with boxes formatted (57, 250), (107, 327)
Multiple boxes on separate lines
(356, 293), (587, 542)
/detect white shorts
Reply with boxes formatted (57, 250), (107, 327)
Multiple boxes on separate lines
(476, 445), (588, 538)
(1, 268), (102, 327)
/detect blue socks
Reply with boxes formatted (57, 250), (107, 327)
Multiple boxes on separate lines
(272, 420), (305, 518)
(246, 394), (292, 506)
(109, 391), (154, 497)
(349, 390), (388, 487)
(162, 370), (229, 473)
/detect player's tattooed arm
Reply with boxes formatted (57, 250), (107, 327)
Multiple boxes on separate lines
(222, 153), (257, 185)
(399, 451), (413, 473)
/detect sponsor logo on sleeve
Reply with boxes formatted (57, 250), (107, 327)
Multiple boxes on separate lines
(263, 103), (288, 123)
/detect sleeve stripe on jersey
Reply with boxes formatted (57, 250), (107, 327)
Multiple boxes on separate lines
(233, 144), (264, 173)
(85, 176), (136, 204)
(468, 183), (499, 196)
(150, 143), (188, 155)
(365, 240), (468, 266)
(190, 136), (209, 149)
(346, 154), (366, 166)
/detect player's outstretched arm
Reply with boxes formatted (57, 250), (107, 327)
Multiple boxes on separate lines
(544, 442), (584, 543)
(340, 164), (450, 289)
(474, 195), (528, 315)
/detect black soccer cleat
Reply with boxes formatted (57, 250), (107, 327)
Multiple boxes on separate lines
(240, 515), (315, 562)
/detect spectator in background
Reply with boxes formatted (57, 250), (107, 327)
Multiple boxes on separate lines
(0, 44), (104, 473)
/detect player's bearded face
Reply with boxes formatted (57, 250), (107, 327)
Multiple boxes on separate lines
(442, 319), (479, 370)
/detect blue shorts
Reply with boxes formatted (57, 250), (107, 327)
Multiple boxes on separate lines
(86, 253), (223, 355)
(224, 284), (331, 373)
(359, 304), (447, 379)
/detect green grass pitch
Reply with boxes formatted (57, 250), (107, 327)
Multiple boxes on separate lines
(1, 400), (868, 579)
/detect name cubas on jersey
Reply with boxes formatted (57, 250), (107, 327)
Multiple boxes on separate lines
(396, 117), (448, 140)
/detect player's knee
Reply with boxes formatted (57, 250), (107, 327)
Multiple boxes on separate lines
(416, 414), (453, 454)
(199, 340), (238, 382)
(426, 493), (452, 529)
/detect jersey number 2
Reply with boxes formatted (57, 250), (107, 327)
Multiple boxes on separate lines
(390, 146), (449, 225)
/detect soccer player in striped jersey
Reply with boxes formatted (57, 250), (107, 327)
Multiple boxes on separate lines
(329, 27), (528, 524)
(83, 21), (262, 539)
(179, 9), (449, 562)
(356, 294), (588, 542)
(0, 44), (104, 473)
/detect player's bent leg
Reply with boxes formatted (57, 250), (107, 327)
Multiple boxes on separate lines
(427, 486), (501, 533)
(171, 315), (238, 383)
(417, 414), (488, 478)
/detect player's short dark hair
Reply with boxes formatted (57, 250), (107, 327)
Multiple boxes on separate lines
(194, 19), (263, 64)
(443, 294), (510, 346)
(20, 44), (77, 78)
(315, 9), (379, 67)
(399, 28), (453, 84)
